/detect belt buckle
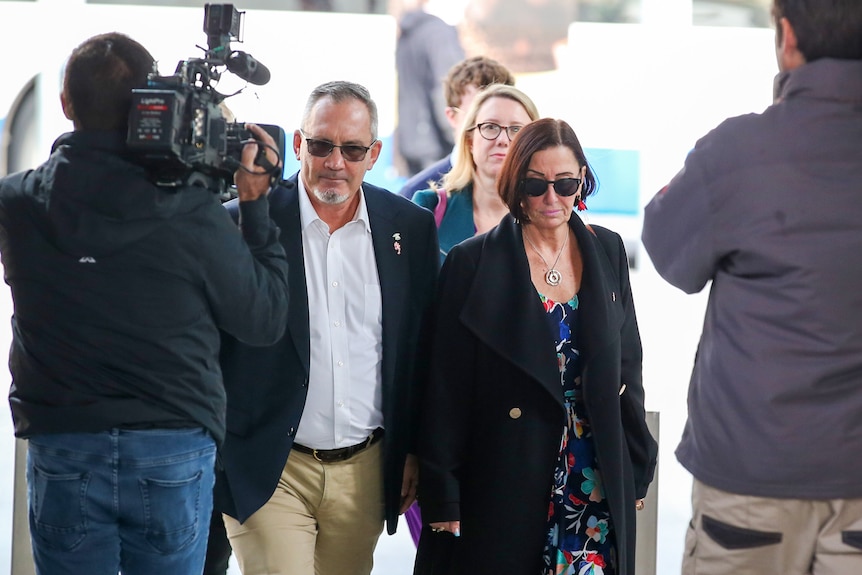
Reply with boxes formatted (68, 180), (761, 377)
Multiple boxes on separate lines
(310, 431), (376, 464)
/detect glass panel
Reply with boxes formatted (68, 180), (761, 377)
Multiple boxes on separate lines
(693, 0), (772, 27)
(86, 0), (387, 14)
(578, 0), (642, 23)
(459, 0), (642, 73)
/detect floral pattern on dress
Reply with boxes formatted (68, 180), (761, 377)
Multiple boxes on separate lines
(540, 294), (617, 575)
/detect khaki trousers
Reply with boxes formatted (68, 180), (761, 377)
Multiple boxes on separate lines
(683, 479), (862, 575)
(223, 441), (385, 575)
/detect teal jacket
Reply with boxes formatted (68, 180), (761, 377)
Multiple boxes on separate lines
(413, 184), (475, 265)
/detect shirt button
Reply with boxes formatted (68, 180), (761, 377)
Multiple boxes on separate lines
(332, 281), (339, 287)
(333, 321), (341, 327)
(337, 361), (344, 367)
(337, 400), (344, 407)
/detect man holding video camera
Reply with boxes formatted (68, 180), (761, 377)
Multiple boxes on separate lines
(0, 32), (289, 575)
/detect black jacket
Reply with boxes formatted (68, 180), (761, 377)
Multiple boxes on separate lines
(415, 214), (657, 575)
(215, 175), (439, 534)
(0, 131), (290, 444)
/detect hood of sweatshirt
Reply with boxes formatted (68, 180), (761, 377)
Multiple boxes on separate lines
(38, 130), (215, 258)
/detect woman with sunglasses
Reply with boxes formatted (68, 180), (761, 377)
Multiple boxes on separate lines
(405, 83), (540, 551)
(413, 83), (540, 264)
(413, 119), (657, 575)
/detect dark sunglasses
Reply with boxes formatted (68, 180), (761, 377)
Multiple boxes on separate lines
(300, 130), (376, 162)
(521, 177), (582, 197)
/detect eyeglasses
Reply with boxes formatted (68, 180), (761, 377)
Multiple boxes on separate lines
(300, 130), (376, 162)
(521, 177), (582, 197)
(469, 122), (523, 141)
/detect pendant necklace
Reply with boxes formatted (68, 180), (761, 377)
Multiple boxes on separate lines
(523, 228), (568, 286)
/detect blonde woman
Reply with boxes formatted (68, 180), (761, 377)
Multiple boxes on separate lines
(413, 84), (540, 263)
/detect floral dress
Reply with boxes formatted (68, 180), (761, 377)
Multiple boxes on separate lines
(539, 294), (617, 575)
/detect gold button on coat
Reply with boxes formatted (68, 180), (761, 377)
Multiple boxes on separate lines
(509, 407), (522, 419)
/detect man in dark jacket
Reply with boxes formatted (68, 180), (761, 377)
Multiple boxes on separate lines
(0, 32), (289, 575)
(398, 55), (515, 200)
(642, 1), (862, 573)
(214, 80), (439, 575)
(395, 0), (464, 176)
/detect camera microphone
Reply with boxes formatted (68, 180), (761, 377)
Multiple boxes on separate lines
(226, 51), (271, 86)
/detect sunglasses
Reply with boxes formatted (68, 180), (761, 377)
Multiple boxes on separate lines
(300, 130), (376, 162)
(521, 177), (582, 197)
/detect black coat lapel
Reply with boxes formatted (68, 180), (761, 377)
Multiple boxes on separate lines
(458, 215), (621, 405)
(460, 216), (563, 405)
(572, 215), (621, 367)
(270, 177), (310, 374)
(365, 187), (408, 392)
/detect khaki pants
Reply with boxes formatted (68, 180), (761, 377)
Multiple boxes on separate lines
(683, 479), (862, 575)
(223, 441), (385, 575)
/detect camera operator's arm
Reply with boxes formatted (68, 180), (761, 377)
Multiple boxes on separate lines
(233, 123), (283, 255)
(235, 123), (280, 201)
(212, 122), (289, 346)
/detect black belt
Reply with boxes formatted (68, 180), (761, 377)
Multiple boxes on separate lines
(293, 428), (384, 463)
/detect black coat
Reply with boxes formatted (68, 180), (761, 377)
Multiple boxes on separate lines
(415, 214), (657, 575)
(214, 175), (439, 534)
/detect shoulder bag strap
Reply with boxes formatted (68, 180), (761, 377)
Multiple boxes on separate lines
(434, 189), (448, 228)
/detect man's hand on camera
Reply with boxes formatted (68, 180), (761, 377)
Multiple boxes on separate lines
(235, 123), (281, 202)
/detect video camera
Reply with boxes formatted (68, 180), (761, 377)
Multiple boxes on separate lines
(127, 4), (285, 196)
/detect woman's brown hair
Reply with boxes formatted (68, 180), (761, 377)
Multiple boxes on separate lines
(497, 118), (597, 222)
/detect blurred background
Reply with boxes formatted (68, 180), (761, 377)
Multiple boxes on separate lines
(1, 0), (775, 573)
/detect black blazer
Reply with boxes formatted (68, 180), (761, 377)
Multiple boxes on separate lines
(215, 175), (439, 534)
(415, 214), (657, 575)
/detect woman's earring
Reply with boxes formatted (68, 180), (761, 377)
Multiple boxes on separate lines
(576, 167), (588, 211)
(575, 195), (587, 211)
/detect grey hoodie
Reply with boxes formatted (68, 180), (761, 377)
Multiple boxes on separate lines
(395, 9), (464, 166)
(642, 58), (862, 499)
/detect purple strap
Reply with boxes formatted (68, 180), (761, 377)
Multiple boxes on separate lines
(405, 501), (423, 547)
(433, 189), (448, 228)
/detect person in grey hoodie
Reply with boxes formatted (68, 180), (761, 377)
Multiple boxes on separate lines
(395, 0), (465, 176)
(0, 32), (289, 575)
(641, 1), (862, 573)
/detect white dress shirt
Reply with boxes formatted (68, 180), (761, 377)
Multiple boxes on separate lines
(294, 180), (384, 449)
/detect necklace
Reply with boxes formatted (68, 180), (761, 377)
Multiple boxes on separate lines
(523, 228), (568, 286)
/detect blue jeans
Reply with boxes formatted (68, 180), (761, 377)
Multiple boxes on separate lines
(27, 428), (216, 575)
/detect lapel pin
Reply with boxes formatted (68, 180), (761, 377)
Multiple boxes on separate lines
(612, 291), (616, 302)
(392, 233), (402, 255)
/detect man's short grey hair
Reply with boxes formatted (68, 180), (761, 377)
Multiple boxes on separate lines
(301, 81), (379, 141)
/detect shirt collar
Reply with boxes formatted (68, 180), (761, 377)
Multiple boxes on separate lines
(297, 177), (372, 234)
